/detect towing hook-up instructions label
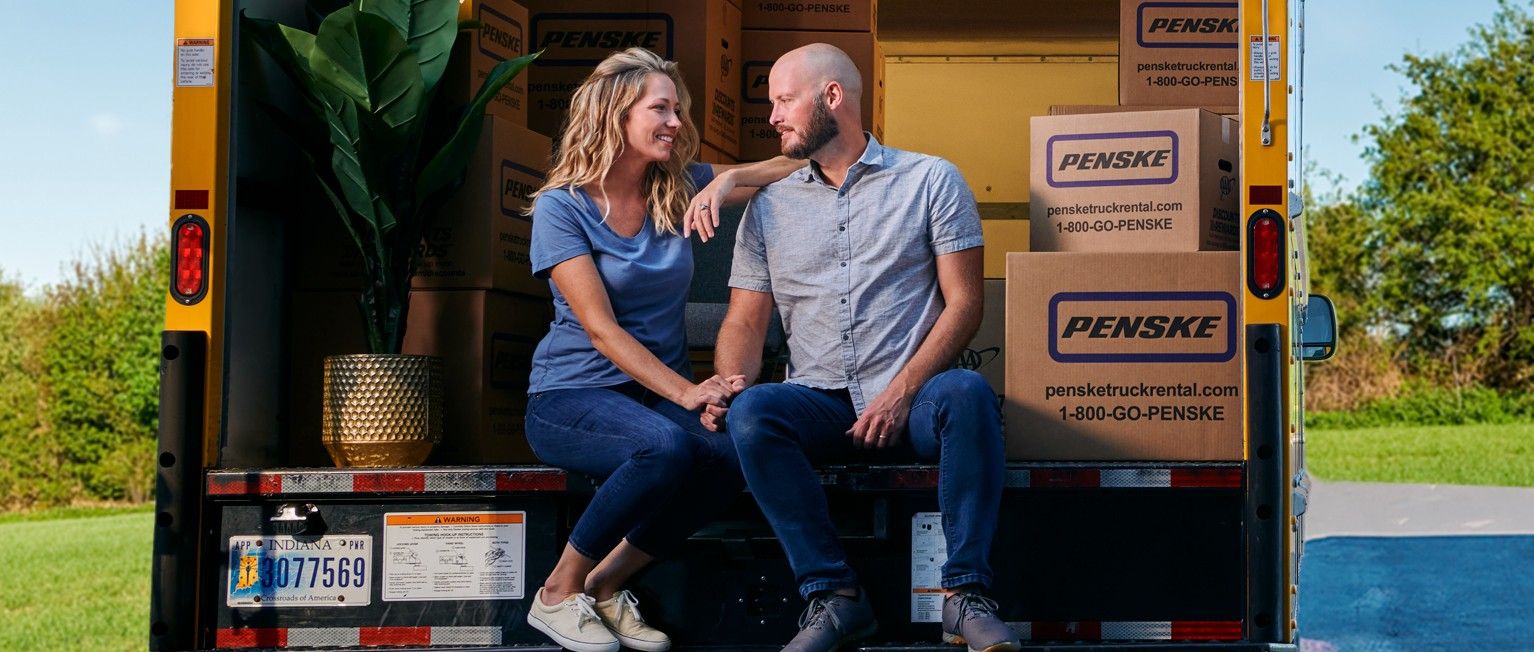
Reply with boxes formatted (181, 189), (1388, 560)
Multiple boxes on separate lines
(383, 511), (527, 601)
(911, 512), (948, 623)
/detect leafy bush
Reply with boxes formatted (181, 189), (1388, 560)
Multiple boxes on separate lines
(1307, 380), (1534, 430)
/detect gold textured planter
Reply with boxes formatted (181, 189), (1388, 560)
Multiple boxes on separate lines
(322, 354), (443, 467)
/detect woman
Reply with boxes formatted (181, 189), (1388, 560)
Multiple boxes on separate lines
(522, 47), (799, 652)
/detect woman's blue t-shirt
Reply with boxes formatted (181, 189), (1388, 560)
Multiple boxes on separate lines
(527, 163), (714, 394)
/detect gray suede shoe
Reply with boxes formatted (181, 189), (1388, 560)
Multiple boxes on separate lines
(941, 592), (1021, 652)
(782, 589), (878, 652)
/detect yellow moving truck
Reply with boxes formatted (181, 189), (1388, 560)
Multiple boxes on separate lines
(152, 0), (1336, 649)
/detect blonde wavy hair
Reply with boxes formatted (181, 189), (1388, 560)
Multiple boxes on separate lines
(529, 48), (701, 236)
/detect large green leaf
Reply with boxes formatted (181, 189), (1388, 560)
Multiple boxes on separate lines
(323, 96), (398, 236)
(309, 6), (424, 131)
(358, 0), (460, 91)
(415, 51), (539, 209)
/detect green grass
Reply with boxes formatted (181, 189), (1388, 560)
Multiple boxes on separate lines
(0, 510), (152, 651)
(1307, 422), (1534, 487)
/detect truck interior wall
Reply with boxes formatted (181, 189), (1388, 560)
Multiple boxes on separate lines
(222, 0), (311, 468)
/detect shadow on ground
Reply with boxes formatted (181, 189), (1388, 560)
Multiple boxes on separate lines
(1298, 535), (1534, 651)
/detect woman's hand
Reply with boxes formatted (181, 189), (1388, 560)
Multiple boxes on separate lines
(677, 374), (743, 411)
(683, 170), (737, 242)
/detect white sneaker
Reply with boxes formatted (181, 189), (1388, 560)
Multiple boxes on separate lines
(526, 588), (620, 652)
(594, 589), (671, 651)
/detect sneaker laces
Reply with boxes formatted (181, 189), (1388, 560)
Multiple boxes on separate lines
(953, 592), (1001, 623)
(797, 594), (844, 632)
(614, 589), (648, 625)
(566, 593), (603, 630)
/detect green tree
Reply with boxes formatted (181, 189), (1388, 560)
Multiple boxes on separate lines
(1357, 0), (1534, 388)
(0, 275), (73, 508)
(39, 234), (168, 502)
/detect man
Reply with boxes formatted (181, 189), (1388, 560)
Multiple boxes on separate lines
(702, 44), (1020, 652)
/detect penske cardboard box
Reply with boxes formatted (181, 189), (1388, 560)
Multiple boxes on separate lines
(1030, 109), (1238, 253)
(443, 0), (531, 126)
(287, 290), (552, 466)
(741, 29), (883, 160)
(981, 219), (1029, 279)
(522, 0), (742, 156)
(955, 279), (1005, 398)
(293, 117), (551, 297)
(742, 0), (876, 32)
(1119, 0), (1240, 109)
(413, 117), (551, 297)
(1004, 251), (1243, 461)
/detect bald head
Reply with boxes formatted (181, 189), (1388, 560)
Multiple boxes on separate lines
(773, 43), (863, 109)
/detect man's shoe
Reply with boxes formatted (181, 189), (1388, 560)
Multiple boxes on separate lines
(782, 589), (878, 652)
(526, 588), (620, 652)
(594, 589), (671, 651)
(941, 591), (1021, 652)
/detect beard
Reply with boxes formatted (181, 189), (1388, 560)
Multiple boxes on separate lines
(782, 92), (840, 160)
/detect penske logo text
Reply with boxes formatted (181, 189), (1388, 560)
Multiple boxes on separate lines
(742, 60), (774, 104)
(531, 14), (673, 65)
(500, 160), (547, 221)
(1048, 291), (1237, 363)
(476, 4), (524, 61)
(1135, 1), (1239, 49)
(1045, 130), (1178, 188)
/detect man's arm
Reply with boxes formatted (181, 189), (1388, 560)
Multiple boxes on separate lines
(849, 247), (984, 448)
(700, 287), (776, 432)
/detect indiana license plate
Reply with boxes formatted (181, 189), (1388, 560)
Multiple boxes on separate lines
(226, 535), (373, 607)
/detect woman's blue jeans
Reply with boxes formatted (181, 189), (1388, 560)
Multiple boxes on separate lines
(524, 382), (744, 561)
(727, 369), (1005, 599)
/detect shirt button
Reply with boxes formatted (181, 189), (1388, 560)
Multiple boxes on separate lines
(840, 298), (847, 304)
(839, 225), (846, 231)
(840, 262), (847, 267)
(842, 334), (849, 341)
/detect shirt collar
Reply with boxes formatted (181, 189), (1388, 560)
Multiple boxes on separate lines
(797, 132), (886, 184)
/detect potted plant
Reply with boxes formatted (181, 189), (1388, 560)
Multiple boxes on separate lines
(243, 0), (537, 467)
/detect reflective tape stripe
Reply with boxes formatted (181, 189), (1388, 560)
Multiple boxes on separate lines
(1099, 468), (1172, 488)
(214, 627), (503, 649)
(1006, 620), (1242, 641)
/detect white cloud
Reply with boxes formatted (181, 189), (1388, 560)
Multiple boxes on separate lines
(88, 113), (123, 136)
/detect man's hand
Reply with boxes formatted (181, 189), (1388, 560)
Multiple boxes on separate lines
(683, 170), (737, 242)
(847, 387), (913, 449)
(699, 374), (748, 432)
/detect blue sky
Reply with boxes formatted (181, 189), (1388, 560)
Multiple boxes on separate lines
(0, 0), (1510, 289)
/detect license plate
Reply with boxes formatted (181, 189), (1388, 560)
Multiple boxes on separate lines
(227, 535), (372, 607)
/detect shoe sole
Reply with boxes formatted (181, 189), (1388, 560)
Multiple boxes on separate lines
(614, 632), (671, 652)
(526, 610), (620, 652)
(829, 621), (879, 651)
(942, 632), (1022, 652)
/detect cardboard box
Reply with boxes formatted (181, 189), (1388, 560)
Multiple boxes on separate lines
(955, 279), (1005, 398)
(700, 142), (738, 165)
(405, 290), (552, 465)
(287, 290), (552, 467)
(982, 219), (1029, 279)
(742, 0), (876, 32)
(413, 117), (552, 297)
(1030, 109), (1238, 253)
(1119, 0), (1240, 109)
(1004, 251), (1243, 461)
(292, 117), (552, 296)
(443, 0), (531, 126)
(740, 29), (884, 161)
(522, 0), (742, 156)
(1050, 104), (1237, 116)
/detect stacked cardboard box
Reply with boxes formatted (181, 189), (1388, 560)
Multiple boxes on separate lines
(1005, 107), (1243, 461)
(739, 1), (881, 161)
(1118, 0), (1241, 111)
(443, 0), (533, 126)
(520, 0), (744, 158)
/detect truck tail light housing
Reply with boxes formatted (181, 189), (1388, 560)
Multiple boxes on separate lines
(171, 215), (209, 305)
(1247, 209), (1285, 300)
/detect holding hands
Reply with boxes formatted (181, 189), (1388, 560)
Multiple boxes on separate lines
(679, 373), (749, 415)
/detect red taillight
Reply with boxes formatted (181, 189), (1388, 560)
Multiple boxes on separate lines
(171, 216), (208, 303)
(1247, 210), (1285, 299)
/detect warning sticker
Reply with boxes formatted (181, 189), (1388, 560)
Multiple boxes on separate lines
(176, 38), (215, 87)
(911, 512), (947, 623)
(1249, 35), (1281, 82)
(382, 511), (526, 602)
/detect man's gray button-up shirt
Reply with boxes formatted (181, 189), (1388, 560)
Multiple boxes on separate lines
(729, 134), (983, 414)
